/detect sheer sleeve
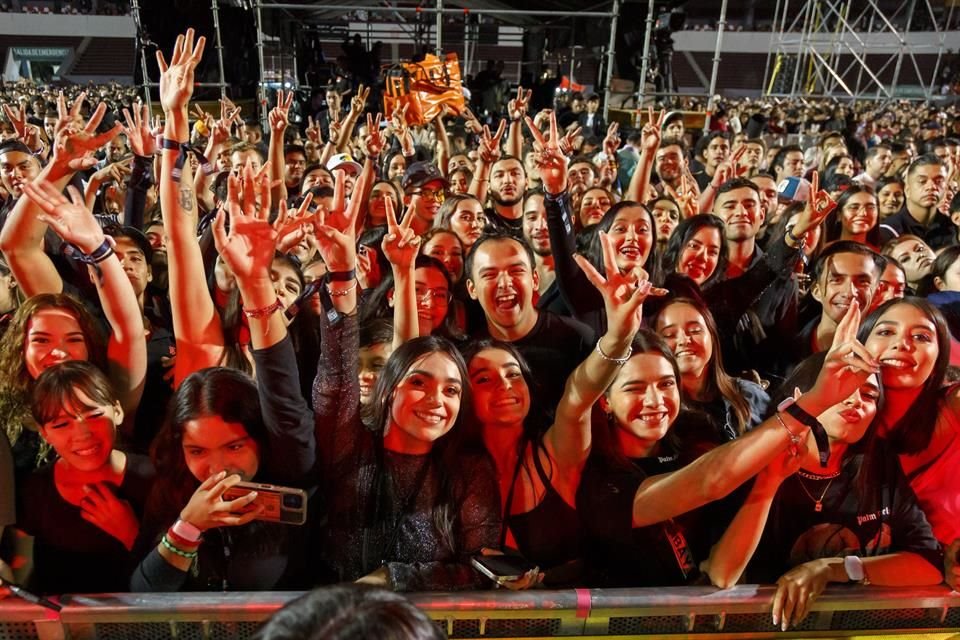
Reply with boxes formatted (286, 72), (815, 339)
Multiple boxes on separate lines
(252, 334), (316, 486)
(386, 453), (502, 591)
(312, 312), (361, 470)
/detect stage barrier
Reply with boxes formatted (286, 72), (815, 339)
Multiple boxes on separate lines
(1, 585), (960, 639)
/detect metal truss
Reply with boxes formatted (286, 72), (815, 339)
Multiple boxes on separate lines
(762, 0), (953, 101)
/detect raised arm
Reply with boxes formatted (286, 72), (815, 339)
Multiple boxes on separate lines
(120, 104), (158, 230)
(21, 180), (147, 415)
(468, 120), (506, 203)
(631, 299), (881, 529)
(625, 108), (665, 203)
(546, 229), (664, 467)
(381, 196), (421, 347)
(155, 30), (226, 385)
(355, 113), (385, 234)
(336, 85), (368, 154)
(0, 93), (121, 296)
(267, 90), (293, 206)
(506, 87), (531, 160)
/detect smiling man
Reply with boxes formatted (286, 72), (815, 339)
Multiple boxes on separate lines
(711, 178), (765, 278)
(465, 231), (594, 422)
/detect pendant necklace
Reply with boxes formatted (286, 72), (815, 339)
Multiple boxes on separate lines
(796, 475), (836, 512)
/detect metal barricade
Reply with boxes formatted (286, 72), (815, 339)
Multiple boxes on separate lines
(1, 585), (959, 639)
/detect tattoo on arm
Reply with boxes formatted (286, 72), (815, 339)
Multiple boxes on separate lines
(179, 186), (195, 212)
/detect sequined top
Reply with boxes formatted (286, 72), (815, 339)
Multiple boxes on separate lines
(313, 313), (502, 591)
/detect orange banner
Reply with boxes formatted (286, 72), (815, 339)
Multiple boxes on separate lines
(383, 53), (465, 126)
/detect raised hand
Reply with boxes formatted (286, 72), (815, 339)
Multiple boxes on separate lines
(790, 170), (837, 239)
(91, 157), (133, 185)
(120, 103), (156, 157)
(381, 196), (421, 270)
(306, 115), (324, 145)
(179, 471), (263, 532)
(2, 103), (42, 151)
(361, 112), (385, 158)
(526, 112), (567, 195)
(80, 483), (140, 550)
(156, 28), (206, 114)
(508, 86), (532, 121)
(462, 106), (483, 135)
(574, 231), (667, 342)
(558, 124), (582, 157)
(219, 97), (241, 130)
(273, 193), (315, 254)
(603, 122), (621, 157)
(641, 107), (667, 151)
(350, 84), (370, 114)
(21, 181), (106, 253)
(328, 110), (344, 147)
(212, 163), (276, 283)
(51, 94), (122, 173)
(477, 119), (507, 164)
(812, 298), (879, 408)
(390, 102), (410, 139)
(268, 89), (293, 133)
(663, 174), (699, 218)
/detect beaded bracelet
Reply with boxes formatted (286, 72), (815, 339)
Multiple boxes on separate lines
(161, 534), (198, 559)
(594, 337), (632, 366)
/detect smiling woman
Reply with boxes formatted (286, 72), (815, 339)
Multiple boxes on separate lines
(16, 361), (154, 595)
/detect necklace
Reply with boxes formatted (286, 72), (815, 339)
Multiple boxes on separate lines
(796, 475), (836, 512)
(797, 469), (841, 481)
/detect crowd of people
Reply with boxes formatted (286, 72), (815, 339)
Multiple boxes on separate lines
(3, 26), (960, 632)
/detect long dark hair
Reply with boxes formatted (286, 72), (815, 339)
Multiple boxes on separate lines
(773, 353), (887, 513)
(149, 367), (266, 519)
(857, 297), (951, 455)
(825, 184), (881, 246)
(660, 214), (728, 289)
(653, 297), (752, 435)
(364, 336), (477, 553)
(582, 200), (661, 283)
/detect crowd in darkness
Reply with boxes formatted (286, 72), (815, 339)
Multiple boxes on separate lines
(4, 26), (960, 632)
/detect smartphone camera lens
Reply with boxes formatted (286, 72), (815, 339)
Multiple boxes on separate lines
(283, 494), (303, 509)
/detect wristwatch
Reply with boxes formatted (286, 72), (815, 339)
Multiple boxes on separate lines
(843, 555), (867, 583)
(172, 518), (203, 543)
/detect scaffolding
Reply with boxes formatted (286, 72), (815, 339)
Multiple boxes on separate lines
(762, 0), (954, 101)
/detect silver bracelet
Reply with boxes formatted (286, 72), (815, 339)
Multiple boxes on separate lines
(775, 411), (803, 444)
(595, 337), (632, 365)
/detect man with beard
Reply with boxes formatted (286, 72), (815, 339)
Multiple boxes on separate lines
(0, 140), (41, 223)
(653, 138), (688, 195)
(521, 190), (560, 311)
(880, 154), (954, 249)
(484, 155), (526, 237)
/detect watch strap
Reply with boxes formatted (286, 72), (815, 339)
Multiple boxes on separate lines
(172, 518), (203, 543)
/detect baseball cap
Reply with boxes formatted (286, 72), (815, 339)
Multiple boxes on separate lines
(326, 153), (362, 176)
(401, 161), (448, 191)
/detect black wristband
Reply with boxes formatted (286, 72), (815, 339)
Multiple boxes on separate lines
(160, 137), (184, 150)
(327, 269), (356, 282)
(783, 403), (831, 467)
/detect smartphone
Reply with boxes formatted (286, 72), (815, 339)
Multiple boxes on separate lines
(221, 481), (308, 525)
(470, 555), (537, 584)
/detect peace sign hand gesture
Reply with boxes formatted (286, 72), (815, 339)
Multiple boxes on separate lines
(478, 120), (507, 164)
(268, 89), (293, 133)
(574, 231), (667, 344)
(311, 175), (358, 273)
(350, 84), (370, 114)
(603, 122), (621, 157)
(51, 95), (123, 174)
(306, 116), (324, 145)
(381, 196), (421, 271)
(508, 86), (532, 121)
(526, 112), (567, 195)
(120, 103), (156, 158)
(641, 107), (667, 151)
(663, 173), (699, 218)
(2, 103), (42, 151)
(361, 113), (385, 158)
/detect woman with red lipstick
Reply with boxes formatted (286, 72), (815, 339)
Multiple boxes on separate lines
(706, 306), (943, 631)
(882, 235), (935, 291)
(650, 196), (682, 252)
(660, 214), (727, 287)
(17, 361), (153, 594)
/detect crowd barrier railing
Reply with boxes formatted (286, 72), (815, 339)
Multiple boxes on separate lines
(1, 584), (959, 639)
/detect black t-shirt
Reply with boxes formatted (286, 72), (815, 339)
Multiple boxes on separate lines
(472, 310), (594, 422)
(483, 208), (524, 239)
(0, 432), (13, 529)
(17, 453), (155, 594)
(746, 445), (943, 584)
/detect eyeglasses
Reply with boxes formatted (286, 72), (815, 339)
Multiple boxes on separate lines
(415, 288), (452, 305)
(413, 188), (446, 203)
